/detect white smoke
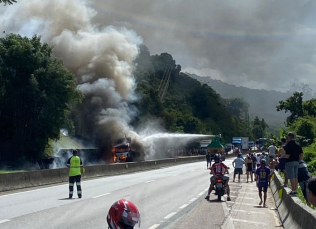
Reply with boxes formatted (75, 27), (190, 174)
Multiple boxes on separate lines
(0, 0), (143, 159)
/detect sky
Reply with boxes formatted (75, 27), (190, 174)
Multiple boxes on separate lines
(87, 0), (316, 92)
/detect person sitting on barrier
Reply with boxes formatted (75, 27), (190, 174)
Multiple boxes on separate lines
(308, 177), (316, 207)
(107, 199), (140, 229)
(66, 150), (83, 199)
(298, 160), (311, 206)
(205, 154), (231, 201)
(255, 159), (271, 207)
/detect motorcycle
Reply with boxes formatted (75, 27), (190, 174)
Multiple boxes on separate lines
(214, 176), (226, 201)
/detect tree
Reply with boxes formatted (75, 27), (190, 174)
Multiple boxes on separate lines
(0, 34), (82, 163)
(277, 92), (304, 126)
(0, 0), (16, 5)
(225, 98), (249, 120)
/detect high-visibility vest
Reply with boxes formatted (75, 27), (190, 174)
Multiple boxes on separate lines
(69, 156), (82, 176)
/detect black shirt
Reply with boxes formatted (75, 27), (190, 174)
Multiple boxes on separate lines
(283, 140), (303, 162)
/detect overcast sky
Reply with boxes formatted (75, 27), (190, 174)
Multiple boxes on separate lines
(87, 0), (316, 92)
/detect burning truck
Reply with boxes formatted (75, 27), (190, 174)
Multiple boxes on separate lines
(111, 137), (144, 163)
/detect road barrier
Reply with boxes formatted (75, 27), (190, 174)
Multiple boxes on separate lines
(0, 156), (205, 192)
(271, 172), (316, 229)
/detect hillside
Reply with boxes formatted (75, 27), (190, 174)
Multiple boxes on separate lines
(132, 46), (253, 143)
(187, 73), (289, 131)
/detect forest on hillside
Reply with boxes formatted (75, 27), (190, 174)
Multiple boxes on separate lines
(131, 45), (256, 143)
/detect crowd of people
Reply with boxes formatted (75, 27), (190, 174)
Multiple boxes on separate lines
(234, 132), (316, 207)
(205, 132), (316, 208)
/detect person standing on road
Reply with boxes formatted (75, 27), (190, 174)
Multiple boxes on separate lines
(206, 152), (211, 169)
(268, 142), (278, 159)
(284, 132), (304, 195)
(278, 138), (288, 187)
(245, 155), (253, 183)
(232, 153), (244, 182)
(256, 153), (261, 168)
(67, 150), (83, 199)
(255, 159), (271, 207)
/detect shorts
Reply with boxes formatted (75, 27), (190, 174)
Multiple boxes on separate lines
(211, 175), (229, 182)
(285, 161), (299, 179)
(234, 168), (243, 175)
(269, 154), (276, 159)
(279, 158), (286, 171)
(258, 185), (268, 193)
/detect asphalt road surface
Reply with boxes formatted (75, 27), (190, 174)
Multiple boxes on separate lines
(0, 158), (237, 229)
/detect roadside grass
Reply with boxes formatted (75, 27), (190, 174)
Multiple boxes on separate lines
(0, 170), (25, 174)
(278, 171), (315, 210)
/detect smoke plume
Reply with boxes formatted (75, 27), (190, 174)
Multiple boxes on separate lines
(0, 0), (143, 160)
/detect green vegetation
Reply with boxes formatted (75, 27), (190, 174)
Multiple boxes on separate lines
(132, 46), (253, 143)
(0, 34), (81, 165)
(276, 91), (316, 174)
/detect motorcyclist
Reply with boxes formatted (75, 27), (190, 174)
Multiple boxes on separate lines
(107, 199), (140, 229)
(205, 154), (231, 201)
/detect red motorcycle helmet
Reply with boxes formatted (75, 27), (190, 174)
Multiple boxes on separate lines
(107, 199), (140, 229)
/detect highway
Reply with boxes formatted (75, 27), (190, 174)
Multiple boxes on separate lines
(0, 157), (280, 229)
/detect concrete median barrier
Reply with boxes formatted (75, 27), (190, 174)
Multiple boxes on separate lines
(29, 169), (62, 186)
(1, 156), (206, 192)
(271, 172), (316, 229)
(0, 172), (31, 192)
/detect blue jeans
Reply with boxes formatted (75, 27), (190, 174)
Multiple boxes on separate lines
(285, 161), (299, 179)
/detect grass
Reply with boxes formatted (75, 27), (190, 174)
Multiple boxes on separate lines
(0, 170), (25, 174)
(278, 171), (315, 210)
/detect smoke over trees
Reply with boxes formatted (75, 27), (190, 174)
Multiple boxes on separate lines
(0, 34), (81, 164)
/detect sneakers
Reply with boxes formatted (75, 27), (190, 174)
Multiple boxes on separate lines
(69, 195), (73, 199)
(205, 195), (210, 201)
(289, 191), (297, 195)
(78, 195), (82, 199)
(227, 196), (231, 201)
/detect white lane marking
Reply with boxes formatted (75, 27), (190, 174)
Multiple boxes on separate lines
(198, 192), (204, 196)
(145, 180), (155, 183)
(232, 209), (264, 214)
(148, 224), (160, 229)
(227, 202), (259, 206)
(0, 219), (11, 224)
(0, 184), (67, 198)
(164, 212), (177, 219)
(204, 188), (209, 191)
(179, 204), (188, 209)
(236, 197), (255, 200)
(92, 193), (111, 198)
(189, 197), (197, 202)
(231, 218), (267, 225)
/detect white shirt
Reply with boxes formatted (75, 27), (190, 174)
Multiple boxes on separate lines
(268, 145), (277, 156)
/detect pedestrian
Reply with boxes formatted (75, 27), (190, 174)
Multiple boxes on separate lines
(298, 160), (311, 206)
(256, 153), (261, 168)
(262, 152), (269, 164)
(268, 142), (278, 159)
(255, 159), (271, 207)
(232, 153), (244, 182)
(278, 138), (288, 187)
(245, 155), (253, 182)
(284, 132), (304, 195)
(308, 176), (316, 207)
(206, 152), (211, 169)
(67, 150), (83, 199)
(268, 155), (277, 175)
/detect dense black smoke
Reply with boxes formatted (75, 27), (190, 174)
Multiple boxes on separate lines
(0, 0), (143, 161)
